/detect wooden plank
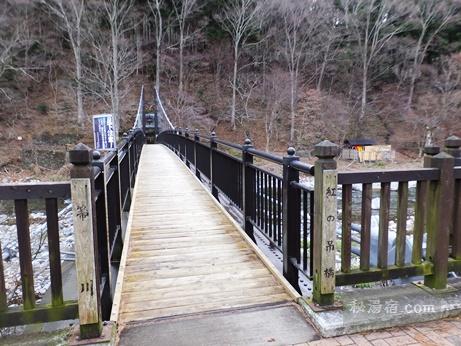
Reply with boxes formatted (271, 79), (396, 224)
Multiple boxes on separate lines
(453, 179), (461, 259)
(360, 184), (372, 271)
(337, 168), (439, 185)
(45, 198), (63, 307)
(0, 182), (70, 200)
(0, 301), (78, 328)
(120, 294), (290, 324)
(412, 180), (428, 264)
(121, 286), (287, 312)
(15, 199), (35, 310)
(378, 183), (390, 269)
(396, 182), (408, 266)
(341, 184), (352, 273)
(112, 145), (297, 325)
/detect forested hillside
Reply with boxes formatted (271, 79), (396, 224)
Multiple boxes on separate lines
(1, 0), (460, 176)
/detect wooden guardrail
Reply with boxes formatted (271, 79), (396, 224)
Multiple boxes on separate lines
(0, 128), (144, 338)
(157, 130), (461, 307)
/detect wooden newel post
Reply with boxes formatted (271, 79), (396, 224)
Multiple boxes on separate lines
(312, 140), (339, 306)
(424, 146), (454, 290)
(445, 135), (461, 166)
(194, 129), (201, 179)
(210, 131), (219, 199)
(69, 143), (102, 339)
(282, 147), (301, 293)
(242, 138), (256, 242)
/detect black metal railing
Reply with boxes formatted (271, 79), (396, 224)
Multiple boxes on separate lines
(158, 129), (461, 307)
(157, 129), (315, 294)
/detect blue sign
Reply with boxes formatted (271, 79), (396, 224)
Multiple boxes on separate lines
(92, 114), (116, 150)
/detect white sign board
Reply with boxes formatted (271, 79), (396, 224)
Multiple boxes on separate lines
(92, 114), (116, 150)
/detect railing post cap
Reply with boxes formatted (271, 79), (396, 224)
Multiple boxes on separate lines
(93, 151), (101, 160)
(445, 135), (461, 148)
(423, 145), (440, 156)
(244, 138), (252, 146)
(211, 131), (216, 137)
(195, 129), (199, 134)
(314, 140), (339, 158)
(69, 143), (93, 165)
(432, 151), (454, 160)
(287, 147), (296, 156)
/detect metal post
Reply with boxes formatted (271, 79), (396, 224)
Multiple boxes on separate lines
(210, 131), (219, 200)
(185, 128), (190, 167)
(194, 129), (201, 180)
(424, 147), (454, 290)
(242, 138), (255, 242)
(140, 86), (146, 134)
(282, 147), (301, 293)
(69, 143), (102, 339)
(312, 140), (339, 306)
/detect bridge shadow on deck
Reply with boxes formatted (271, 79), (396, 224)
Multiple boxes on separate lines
(111, 144), (318, 345)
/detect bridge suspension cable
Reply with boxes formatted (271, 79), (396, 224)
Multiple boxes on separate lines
(155, 87), (174, 131)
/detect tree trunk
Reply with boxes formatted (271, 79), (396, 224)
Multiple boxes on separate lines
(407, 30), (425, 110)
(75, 52), (85, 126)
(231, 44), (238, 130)
(289, 68), (296, 143)
(360, 61), (368, 121)
(112, 25), (120, 141)
(178, 27), (184, 97)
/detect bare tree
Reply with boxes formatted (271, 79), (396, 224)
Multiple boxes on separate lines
(261, 69), (289, 151)
(42, 0), (86, 125)
(148, 0), (165, 94)
(406, 0), (454, 109)
(218, 0), (264, 130)
(84, 3), (137, 138)
(172, 0), (201, 97)
(273, 0), (326, 142)
(343, 0), (409, 122)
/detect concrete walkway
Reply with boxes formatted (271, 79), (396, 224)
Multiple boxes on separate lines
(298, 316), (461, 345)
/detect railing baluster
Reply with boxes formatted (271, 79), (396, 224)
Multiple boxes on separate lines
(453, 179), (461, 259)
(341, 184), (352, 273)
(278, 179), (283, 247)
(378, 182), (390, 269)
(395, 182), (408, 266)
(0, 240), (7, 312)
(360, 183), (372, 271)
(412, 180), (428, 264)
(45, 198), (64, 307)
(309, 190), (314, 278)
(15, 199), (35, 310)
(302, 190), (308, 271)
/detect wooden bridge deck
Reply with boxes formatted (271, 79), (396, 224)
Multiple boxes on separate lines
(111, 144), (298, 326)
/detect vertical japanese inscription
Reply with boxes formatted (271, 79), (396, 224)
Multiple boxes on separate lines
(71, 178), (99, 325)
(321, 170), (337, 294)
